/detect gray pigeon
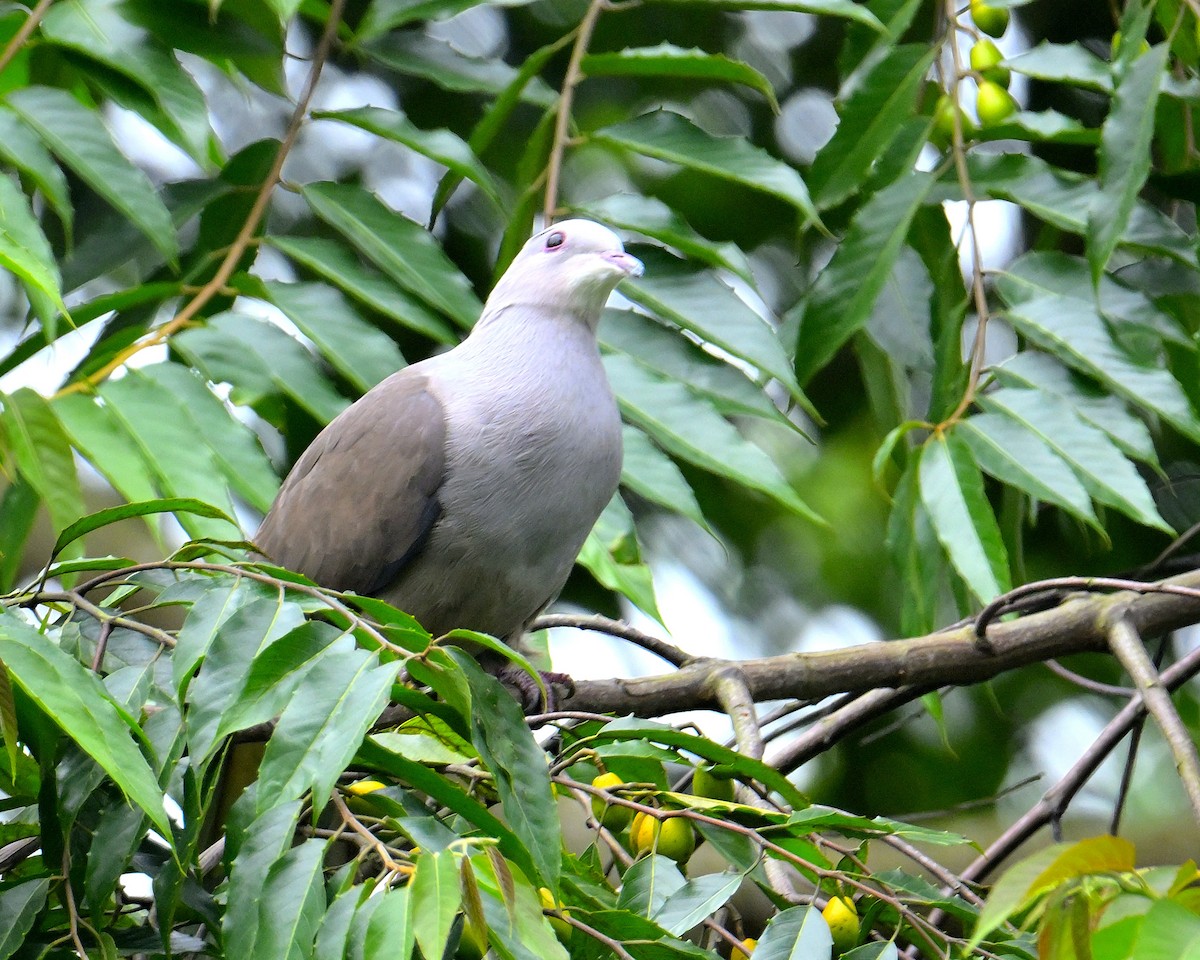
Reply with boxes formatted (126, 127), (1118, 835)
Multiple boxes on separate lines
(255, 219), (642, 651)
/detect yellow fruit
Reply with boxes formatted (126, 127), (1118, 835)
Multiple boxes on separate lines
(538, 887), (572, 942)
(969, 39), (1009, 87)
(732, 937), (757, 960)
(976, 79), (1017, 126)
(345, 779), (385, 795)
(970, 0), (1009, 37)
(691, 765), (736, 802)
(822, 896), (860, 953)
(591, 772), (633, 830)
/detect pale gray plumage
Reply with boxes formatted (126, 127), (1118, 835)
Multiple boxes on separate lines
(255, 219), (642, 641)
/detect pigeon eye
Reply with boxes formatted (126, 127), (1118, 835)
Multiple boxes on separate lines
(545, 231), (565, 250)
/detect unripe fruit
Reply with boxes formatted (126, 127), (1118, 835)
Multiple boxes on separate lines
(969, 39), (1009, 87)
(591, 772), (633, 830)
(1110, 31), (1150, 59)
(976, 80), (1017, 126)
(691, 765), (736, 802)
(538, 887), (572, 942)
(822, 896), (860, 953)
(630, 813), (695, 863)
(970, 0), (1009, 37)
(931, 94), (973, 149)
(732, 938), (757, 959)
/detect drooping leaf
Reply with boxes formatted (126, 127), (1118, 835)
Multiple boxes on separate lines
(0, 174), (66, 327)
(583, 45), (777, 110)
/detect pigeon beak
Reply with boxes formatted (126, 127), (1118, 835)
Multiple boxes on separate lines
(603, 250), (644, 279)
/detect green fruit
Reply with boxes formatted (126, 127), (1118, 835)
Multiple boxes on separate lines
(539, 887), (572, 942)
(691, 765), (736, 802)
(657, 817), (697, 864)
(822, 896), (860, 953)
(976, 79), (1017, 126)
(969, 38), (1009, 87)
(931, 94), (974, 149)
(590, 772), (633, 830)
(970, 0), (1009, 37)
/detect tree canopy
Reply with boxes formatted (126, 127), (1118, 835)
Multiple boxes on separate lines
(2, 0), (1200, 957)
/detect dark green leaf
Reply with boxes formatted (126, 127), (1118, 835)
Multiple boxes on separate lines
(0, 174), (65, 326)
(653, 871), (744, 935)
(0, 877), (49, 960)
(583, 45), (777, 109)
(52, 498), (236, 561)
(620, 425), (706, 528)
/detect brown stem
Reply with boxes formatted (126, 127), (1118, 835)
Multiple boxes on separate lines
(0, 0), (51, 76)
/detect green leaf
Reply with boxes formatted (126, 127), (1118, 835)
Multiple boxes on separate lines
(6, 87), (178, 264)
(53, 393), (160, 509)
(754, 904), (833, 960)
(449, 651), (561, 890)
(302, 181), (482, 328)
(0, 107), (71, 232)
(0, 877), (49, 960)
(592, 111), (818, 226)
(622, 248), (800, 396)
(313, 107), (503, 209)
(52, 498), (236, 562)
(0, 174), (66, 327)
(267, 235), (457, 343)
(600, 309), (793, 429)
(0, 610), (173, 840)
(918, 430), (1010, 605)
(653, 871), (744, 935)
(2, 388), (85, 558)
(356, 0), (538, 41)
(618, 854), (687, 917)
(576, 193), (755, 283)
(1088, 44), (1169, 281)
(255, 640), (398, 814)
(362, 33), (556, 105)
(224, 802), (304, 959)
(0, 479), (38, 592)
(1007, 41), (1112, 92)
(410, 850), (460, 960)
(604, 353), (820, 523)
(583, 45), (777, 109)
(259, 279), (407, 392)
(990, 351), (1157, 465)
(996, 278), (1200, 445)
(358, 887), (415, 960)
(95, 372), (243, 539)
(39, 0), (211, 160)
(960, 414), (1102, 533)
(795, 171), (935, 384)
(979, 387), (1169, 532)
(620, 425), (706, 528)
(174, 311), (350, 423)
(808, 44), (937, 208)
(253, 840), (329, 960)
(581, 494), (662, 621)
(136, 363), (281, 513)
(645, 0), (883, 29)
(1128, 898), (1200, 958)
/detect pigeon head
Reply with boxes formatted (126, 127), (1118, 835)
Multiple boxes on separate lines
(486, 219), (643, 323)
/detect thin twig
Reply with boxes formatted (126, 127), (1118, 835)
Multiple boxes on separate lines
(0, 0), (51, 75)
(533, 612), (694, 667)
(56, 0), (349, 395)
(542, 0), (606, 223)
(1105, 614), (1200, 820)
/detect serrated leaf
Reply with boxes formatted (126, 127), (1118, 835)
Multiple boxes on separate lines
(795, 170), (935, 384)
(0, 174), (65, 327)
(622, 248), (799, 396)
(267, 235), (456, 344)
(1007, 41), (1112, 91)
(979, 387), (1169, 531)
(1088, 44), (1169, 281)
(959, 414), (1101, 532)
(313, 107), (503, 209)
(6, 87), (177, 264)
(808, 44), (937, 208)
(605, 353), (820, 523)
(449, 651), (561, 890)
(259, 279), (406, 392)
(302, 181), (482, 327)
(0, 877), (49, 960)
(918, 430), (1010, 605)
(0, 610), (172, 840)
(581, 493), (662, 621)
(253, 840), (328, 960)
(224, 802), (303, 959)
(592, 110), (817, 225)
(0, 107), (70, 232)
(583, 44), (777, 109)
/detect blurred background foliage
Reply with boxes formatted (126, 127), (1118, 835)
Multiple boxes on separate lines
(0, 0), (1199, 906)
